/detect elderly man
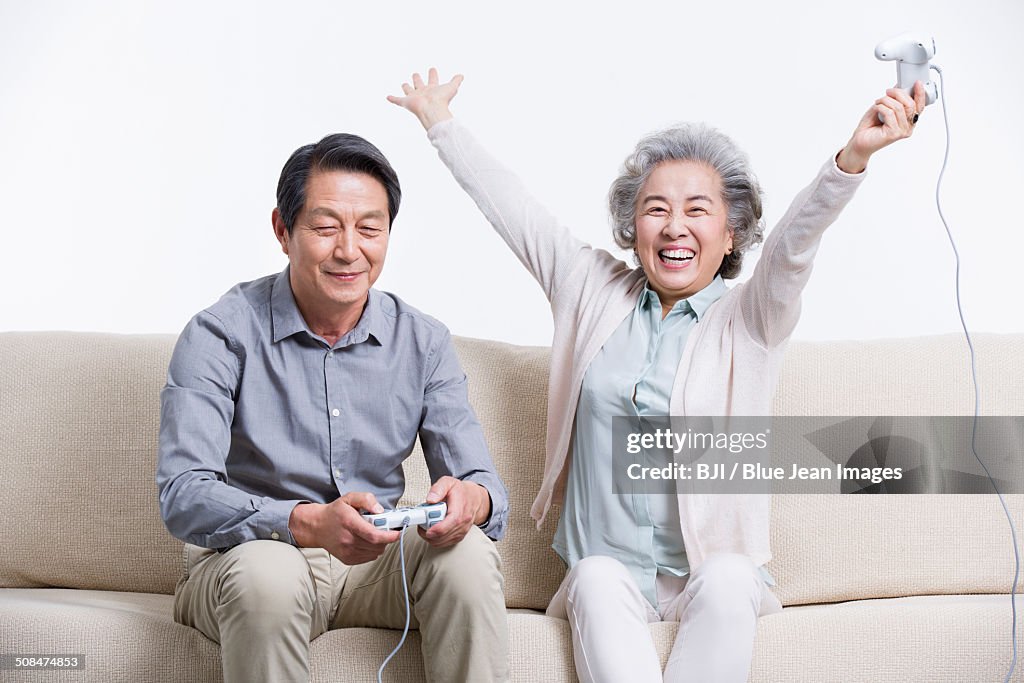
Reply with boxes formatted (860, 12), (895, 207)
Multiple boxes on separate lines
(157, 133), (509, 683)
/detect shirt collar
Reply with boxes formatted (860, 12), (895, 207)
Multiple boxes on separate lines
(640, 275), (727, 321)
(270, 267), (308, 343)
(270, 266), (384, 347)
(344, 290), (385, 348)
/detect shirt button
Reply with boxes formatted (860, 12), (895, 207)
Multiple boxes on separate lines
(334, 469), (342, 478)
(270, 531), (280, 540)
(327, 351), (334, 358)
(331, 408), (340, 417)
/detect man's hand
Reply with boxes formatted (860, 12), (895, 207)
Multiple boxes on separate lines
(418, 476), (491, 548)
(836, 81), (927, 174)
(288, 492), (400, 565)
(387, 67), (463, 131)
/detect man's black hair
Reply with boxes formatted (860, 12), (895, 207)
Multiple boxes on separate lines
(276, 133), (401, 234)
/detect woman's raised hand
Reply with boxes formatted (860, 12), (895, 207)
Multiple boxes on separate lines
(387, 67), (464, 131)
(836, 81), (928, 174)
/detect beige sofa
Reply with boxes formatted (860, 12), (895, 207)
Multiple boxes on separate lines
(1, 331), (1022, 682)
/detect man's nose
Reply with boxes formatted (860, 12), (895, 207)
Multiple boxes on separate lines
(334, 230), (359, 262)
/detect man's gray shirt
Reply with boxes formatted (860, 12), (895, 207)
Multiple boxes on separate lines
(157, 267), (508, 549)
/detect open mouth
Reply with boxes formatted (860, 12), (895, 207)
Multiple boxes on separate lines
(659, 248), (695, 265)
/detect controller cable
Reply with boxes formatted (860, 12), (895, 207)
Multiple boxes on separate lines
(931, 63), (1020, 682)
(377, 522), (413, 683)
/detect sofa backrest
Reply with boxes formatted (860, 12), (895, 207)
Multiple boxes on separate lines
(398, 338), (565, 610)
(766, 335), (1024, 606)
(0, 332), (182, 594)
(0, 331), (565, 603)
(1, 332), (1021, 611)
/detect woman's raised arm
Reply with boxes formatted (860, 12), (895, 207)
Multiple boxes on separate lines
(389, 68), (592, 302)
(740, 82), (928, 347)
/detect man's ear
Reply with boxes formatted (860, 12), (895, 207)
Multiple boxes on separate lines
(272, 208), (290, 256)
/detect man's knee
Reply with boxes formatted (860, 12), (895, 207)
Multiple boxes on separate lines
(414, 526), (502, 600)
(218, 541), (317, 621)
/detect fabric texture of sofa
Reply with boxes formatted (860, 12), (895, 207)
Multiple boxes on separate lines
(1, 331), (1022, 682)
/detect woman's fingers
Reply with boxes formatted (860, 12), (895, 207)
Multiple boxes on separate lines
(874, 103), (897, 131)
(886, 87), (917, 119)
(913, 81), (927, 118)
(877, 94), (910, 131)
(389, 68), (461, 130)
(846, 84), (924, 165)
(407, 68), (462, 93)
(398, 69), (463, 98)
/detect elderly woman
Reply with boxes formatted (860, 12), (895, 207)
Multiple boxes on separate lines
(390, 69), (925, 682)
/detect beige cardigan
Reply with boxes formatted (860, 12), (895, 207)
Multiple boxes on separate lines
(429, 118), (865, 571)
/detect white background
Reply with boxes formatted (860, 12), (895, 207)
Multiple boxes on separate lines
(2, 0), (1021, 346)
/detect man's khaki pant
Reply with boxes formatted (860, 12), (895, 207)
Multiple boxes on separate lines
(173, 527), (508, 683)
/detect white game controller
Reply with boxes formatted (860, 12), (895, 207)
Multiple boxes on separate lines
(363, 502), (447, 530)
(875, 32), (939, 115)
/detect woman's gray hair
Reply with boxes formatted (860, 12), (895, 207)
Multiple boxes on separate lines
(608, 123), (765, 279)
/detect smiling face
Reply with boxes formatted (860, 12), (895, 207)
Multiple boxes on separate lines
(634, 160), (734, 309)
(272, 170), (389, 336)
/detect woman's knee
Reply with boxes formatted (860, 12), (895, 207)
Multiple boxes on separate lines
(686, 553), (762, 610)
(565, 555), (636, 600)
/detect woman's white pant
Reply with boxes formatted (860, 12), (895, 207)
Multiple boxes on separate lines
(546, 554), (781, 683)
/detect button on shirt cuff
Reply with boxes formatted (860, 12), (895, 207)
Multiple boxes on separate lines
(259, 498), (309, 546)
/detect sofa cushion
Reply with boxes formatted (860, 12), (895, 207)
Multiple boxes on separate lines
(0, 588), (219, 681)
(2, 588), (1018, 682)
(749, 593), (1021, 681)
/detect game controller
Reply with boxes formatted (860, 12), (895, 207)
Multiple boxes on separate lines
(363, 502), (447, 530)
(875, 32), (939, 109)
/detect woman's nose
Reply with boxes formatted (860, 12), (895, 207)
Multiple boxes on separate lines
(663, 215), (690, 239)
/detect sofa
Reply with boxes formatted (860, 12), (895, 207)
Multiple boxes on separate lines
(1, 330), (1022, 682)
